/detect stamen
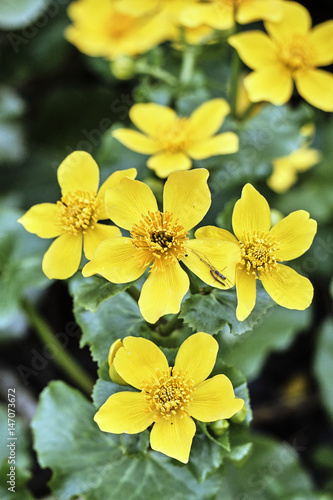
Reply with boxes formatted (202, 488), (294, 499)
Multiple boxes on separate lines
(130, 211), (188, 271)
(239, 231), (281, 279)
(142, 367), (194, 420)
(56, 190), (100, 235)
(154, 117), (190, 154)
(277, 35), (316, 74)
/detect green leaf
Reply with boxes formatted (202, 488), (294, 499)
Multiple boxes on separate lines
(73, 292), (149, 366)
(32, 381), (221, 500)
(313, 317), (333, 424)
(69, 274), (138, 313)
(220, 433), (316, 499)
(220, 306), (311, 381)
(180, 287), (274, 336)
(0, 0), (48, 29)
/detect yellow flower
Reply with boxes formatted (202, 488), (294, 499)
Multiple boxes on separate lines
(267, 144), (322, 193)
(229, 1), (333, 111)
(196, 183), (317, 321)
(18, 151), (136, 280)
(180, 0), (284, 31)
(94, 332), (244, 463)
(65, 0), (175, 61)
(82, 169), (241, 324)
(112, 99), (239, 178)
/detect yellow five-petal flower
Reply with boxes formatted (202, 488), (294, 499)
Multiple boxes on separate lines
(18, 151), (136, 280)
(229, 1), (333, 111)
(82, 169), (241, 323)
(112, 99), (239, 178)
(196, 183), (317, 321)
(94, 332), (244, 463)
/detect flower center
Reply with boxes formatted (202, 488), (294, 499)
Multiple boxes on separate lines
(155, 117), (190, 154)
(239, 231), (280, 277)
(107, 12), (138, 39)
(277, 35), (316, 74)
(130, 211), (188, 271)
(56, 190), (100, 235)
(142, 368), (194, 420)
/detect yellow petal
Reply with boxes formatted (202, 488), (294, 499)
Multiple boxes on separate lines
(289, 147), (321, 173)
(112, 129), (160, 154)
(235, 267), (257, 321)
(108, 339), (127, 385)
(138, 261), (189, 324)
(163, 169), (211, 232)
(195, 226), (238, 244)
(265, 1), (311, 39)
(82, 237), (145, 283)
(237, 0), (283, 24)
(232, 184), (271, 241)
(267, 159), (298, 193)
(114, 336), (169, 390)
(295, 69), (333, 112)
(244, 67), (294, 105)
(147, 152), (191, 178)
(129, 103), (176, 136)
(188, 374), (244, 421)
(105, 177), (158, 230)
(57, 151), (99, 196)
(42, 233), (82, 279)
(83, 224), (121, 260)
(181, 3), (233, 30)
(182, 239), (241, 289)
(174, 332), (218, 386)
(187, 98), (230, 141)
(94, 392), (154, 434)
(96, 168), (137, 220)
(187, 132), (239, 160)
(228, 32), (277, 70)
(150, 413), (196, 463)
(270, 211), (317, 262)
(309, 20), (333, 66)
(260, 264), (313, 310)
(18, 203), (62, 238)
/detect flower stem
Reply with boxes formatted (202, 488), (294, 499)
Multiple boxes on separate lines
(158, 314), (182, 337)
(229, 46), (241, 117)
(21, 299), (94, 397)
(179, 42), (198, 85)
(136, 61), (178, 87)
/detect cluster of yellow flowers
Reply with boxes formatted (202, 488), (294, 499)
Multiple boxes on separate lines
(19, 150), (316, 324)
(65, 0), (333, 111)
(19, 0), (329, 464)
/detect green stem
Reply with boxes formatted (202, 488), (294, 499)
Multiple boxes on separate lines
(238, 101), (256, 121)
(158, 314), (182, 337)
(179, 44), (197, 85)
(229, 46), (241, 117)
(22, 299), (94, 397)
(136, 62), (178, 87)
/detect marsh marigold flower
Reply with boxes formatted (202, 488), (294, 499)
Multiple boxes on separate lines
(82, 169), (241, 323)
(229, 1), (333, 112)
(267, 144), (321, 193)
(180, 0), (284, 31)
(18, 151), (136, 280)
(196, 183), (317, 321)
(94, 333), (244, 463)
(65, 0), (175, 61)
(112, 99), (239, 178)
